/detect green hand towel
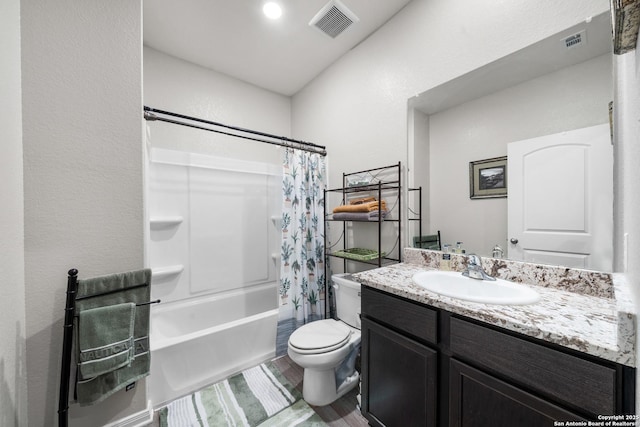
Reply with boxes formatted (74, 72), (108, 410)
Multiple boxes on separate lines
(74, 268), (152, 406)
(78, 302), (136, 380)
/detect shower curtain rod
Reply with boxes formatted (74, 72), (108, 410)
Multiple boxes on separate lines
(143, 106), (327, 156)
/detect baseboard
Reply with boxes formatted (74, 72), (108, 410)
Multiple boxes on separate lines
(103, 401), (154, 427)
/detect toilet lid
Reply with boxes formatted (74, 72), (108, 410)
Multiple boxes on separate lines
(289, 319), (351, 354)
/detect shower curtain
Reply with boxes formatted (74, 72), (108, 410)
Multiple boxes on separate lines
(280, 148), (326, 324)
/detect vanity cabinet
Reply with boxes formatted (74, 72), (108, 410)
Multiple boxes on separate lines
(362, 318), (438, 426)
(361, 286), (635, 427)
(361, 284), (439, 426)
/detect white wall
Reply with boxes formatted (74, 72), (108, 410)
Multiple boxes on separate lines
(292, 0), (610, 191)
(0, 0), (27, 425)
(292, 0), (610, 257)
(426, 54), (611, 256)
(21, 1), (145, 425)
(143, 47), (291, 165)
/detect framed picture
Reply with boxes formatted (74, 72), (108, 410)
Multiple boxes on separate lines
(469, 156), (507, 199)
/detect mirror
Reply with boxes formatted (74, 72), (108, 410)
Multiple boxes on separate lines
(407, 11), (613, 269)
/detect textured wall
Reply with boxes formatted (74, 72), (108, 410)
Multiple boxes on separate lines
(292, 0), (610, 249)
(143, 46), (291, 164)
(21, 1), (145, 425)
(0, 0), (27, 425)
(293, 0), (609, 175)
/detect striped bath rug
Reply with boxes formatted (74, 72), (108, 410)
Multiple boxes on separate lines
(158, 362), (327, 427)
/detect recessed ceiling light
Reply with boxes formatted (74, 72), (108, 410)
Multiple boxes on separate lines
(263, 2), (282, 20)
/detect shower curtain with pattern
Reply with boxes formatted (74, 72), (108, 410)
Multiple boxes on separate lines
(280, 148), (326, 323)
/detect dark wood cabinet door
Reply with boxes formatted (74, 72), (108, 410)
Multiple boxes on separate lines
(449, 359), (586, 427)
(362, 317), (438, 427)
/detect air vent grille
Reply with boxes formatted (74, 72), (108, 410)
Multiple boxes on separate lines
(310, 0), (359, 39)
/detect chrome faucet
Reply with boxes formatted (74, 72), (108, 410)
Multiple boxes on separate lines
(462, 254), (496, 281)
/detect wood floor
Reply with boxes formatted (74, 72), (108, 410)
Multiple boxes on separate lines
(271, 354), (369, 427)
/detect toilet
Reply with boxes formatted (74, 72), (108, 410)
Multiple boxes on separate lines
(287, 273), (361, 406)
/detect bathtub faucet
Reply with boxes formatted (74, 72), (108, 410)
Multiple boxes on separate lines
(462, 254), (496, 281)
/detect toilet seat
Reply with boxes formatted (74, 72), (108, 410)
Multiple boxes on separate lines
(288, 319), (352, 354)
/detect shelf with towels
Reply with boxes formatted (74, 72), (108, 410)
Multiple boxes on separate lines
(327, 217), (399, 223)
(149, 216), (184, 229)
(152, 265), (184, 281)
(323, 163), (422, 321)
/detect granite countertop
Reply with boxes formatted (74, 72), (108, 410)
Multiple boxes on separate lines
(353, 249), (636, 367)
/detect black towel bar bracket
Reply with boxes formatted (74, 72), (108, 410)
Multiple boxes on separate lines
(138, 299), (161, 307)
(71, 299), (161, 318)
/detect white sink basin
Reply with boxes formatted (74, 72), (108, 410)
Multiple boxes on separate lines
(412, 270), (540, 305)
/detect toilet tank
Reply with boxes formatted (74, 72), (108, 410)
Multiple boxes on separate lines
(332, 274), (361, 329)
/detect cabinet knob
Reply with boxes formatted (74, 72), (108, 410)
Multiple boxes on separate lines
(510, 238), (519, 244)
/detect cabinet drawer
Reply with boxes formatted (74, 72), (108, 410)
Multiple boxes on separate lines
(450, 317), (616, 416)
(362, 286), (437, 344)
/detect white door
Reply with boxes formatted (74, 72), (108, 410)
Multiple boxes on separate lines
(507, 123), (612, 271)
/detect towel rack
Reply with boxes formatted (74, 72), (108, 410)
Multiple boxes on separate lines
(58, 269), (78, 427)
(58, 268), (160, 427)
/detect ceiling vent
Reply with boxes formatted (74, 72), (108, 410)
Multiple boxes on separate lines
(309, 0), (360, 39)
(563, 30), (586, 49)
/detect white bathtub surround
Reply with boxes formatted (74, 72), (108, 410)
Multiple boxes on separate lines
(354, 248), (636, 367)
(146, 147), (281, 407)
(147, 147), (282, 304)
(148, 282), (279, 408)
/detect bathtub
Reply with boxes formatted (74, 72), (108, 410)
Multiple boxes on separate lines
(148, 282), (279, 408)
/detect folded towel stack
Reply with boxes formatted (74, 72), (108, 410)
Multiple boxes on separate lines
(332, 211), (388, 221)
(348, 196), (377, 205)
(74, 269), (152, 406)
(332, 197), (388, 220)
(332, 199), (387, 214)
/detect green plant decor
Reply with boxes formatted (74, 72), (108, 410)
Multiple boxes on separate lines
(291, 295), (301, 311)
(307, 290), (318, 305)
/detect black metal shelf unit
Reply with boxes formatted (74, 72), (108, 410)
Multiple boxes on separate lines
(323, 162), (421, 317)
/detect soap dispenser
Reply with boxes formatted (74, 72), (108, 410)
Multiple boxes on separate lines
(454, 242), (465, 254)
(440, 244), (452, 271)
(492, 244), (504, 259)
